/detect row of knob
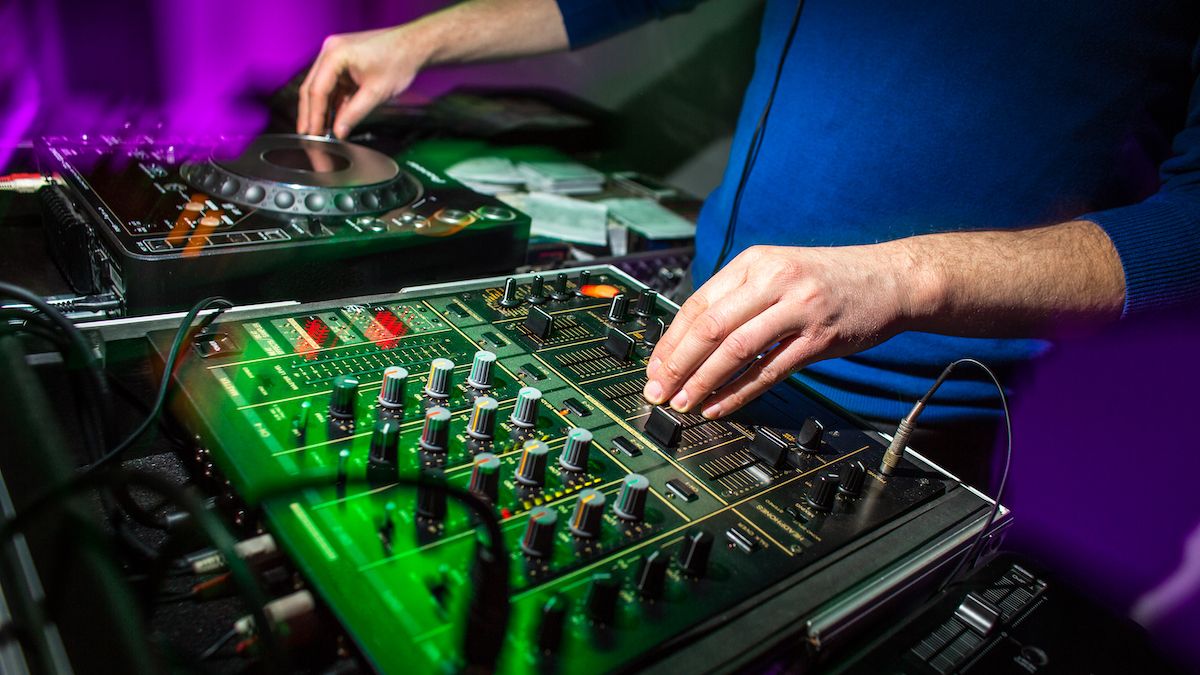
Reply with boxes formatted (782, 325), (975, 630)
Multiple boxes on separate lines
(518, 473), (651, 556)
(498, 273), (657, 318)
(330, 349), (502, 420)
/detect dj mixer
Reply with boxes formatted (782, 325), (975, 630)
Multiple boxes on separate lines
(153, 266), (1006, 673)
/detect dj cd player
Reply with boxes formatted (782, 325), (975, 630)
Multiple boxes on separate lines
(37, 133), (530, 314)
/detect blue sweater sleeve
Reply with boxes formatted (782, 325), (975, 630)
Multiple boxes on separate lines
(554, 0), (707, 48)
(1082, 43), (1200, 317)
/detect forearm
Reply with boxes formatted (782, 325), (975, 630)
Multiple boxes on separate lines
(409, 0), (569, 66)
(897, 220), (1126, 337)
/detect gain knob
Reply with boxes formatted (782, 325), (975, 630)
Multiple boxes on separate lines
(521, 506), (557, 557)
(424, 358), (455, 400)
(499, 277), (522, 308)
(515, 439), (550, 486)
(635, 289), (657, 317)
(527, 275), (547, 305)
(366, 419), (400, 487)
(377, 366), (408, 409)
(550, 272), (572, 301)
(678, 530), (714, 577)
(635, 550), (669, 600)
(466, 396), (499, 440)
(419, 406), (451, 452)
(467, 453), (501, 503)
(467, 350), (496, 390)
(607, 293), (629, 323)
(510, 386), (542, 428)
(568, 488), (606, 538)
(328, 374), (359, 420)
(806, 474), (838, 512)
(558, 427), (592, 472)
(613, 474), (649, 522)
(840, 460), (866, 497)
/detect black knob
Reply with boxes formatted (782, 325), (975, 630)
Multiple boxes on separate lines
(678, 530), (713, 577)
(635, 289), (657, 317)
(575, 270), (592, 296)
(537, 594), (569, 654)
(521, 506), (557, 557)
(527, 275), (547, 305)
(796, 417), (824, 452)
(516, 439), (550, 486)
(417, 471), (446, 521)
(510, 386), (542, 428)
(568, 488), (606, 538)
(467, 396), (498, 440)
(613, 473), (650, 522)
(328, 374), (359, 419)
(806, 474), (838, 512)
(558, 427), (592, 472)
(424, 358), (455, 400)
(839, 460), (866, 497)
(550, 272), (572, 301)
(419, 406), (451, 452)
(607, 293), (629, 323)
(636, 550), (669, 600)
(468, 452), (501, 503)
(643, 317), (666, 345)
(499, 277), (521, 307)
(377, 366), (408, 409)
(467, 350), (496, 390)
(585, 572), (621, 625)
(367, 419), (399, 487)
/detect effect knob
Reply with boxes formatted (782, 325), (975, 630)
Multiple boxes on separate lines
(635, 550), (669, 600)
(499, 277), (521, 307)
(467, 350), (496, 389)
(424, 358), (455, 399)
(550, 272), (572, 301)
(527, 275), (547, 305)
(328, 374), (359, 420)
(607, 293), (629, 323)
(467, 396), (499, 441)
(635, 289), (657, 317)
(417, 470), (446, 521)
(521, 506), (557, 557)
(613, 474), (649, 522)
(678, 530), (714, 577)
(558, 427), (592, 472)
(467, 452), (501, 503)
(378, 366), (409, 409)
(419, 406), (452, 452)
(510, 386), (542, 428)
(568, 488), (606, 538)
(585, 572), (621, 625)
(796, 417), (824, 453)
(367, 419), (400, 487)
(840, 460), (866, 497)
(515, 439), (550, 486)
(806, 474), (838, 512)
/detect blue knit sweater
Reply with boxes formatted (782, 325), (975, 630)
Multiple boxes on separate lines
(557, 0), (1200, 423)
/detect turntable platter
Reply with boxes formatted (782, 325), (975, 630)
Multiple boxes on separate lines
(181, 134), (421, 216)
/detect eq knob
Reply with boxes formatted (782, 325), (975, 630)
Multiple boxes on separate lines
(527, 275), (547, 305)
(516, 439), (550, 486)
(467, 453), (501, 503)
(367, 420), (400, 487)
(558, 427), (592, 472)
(467, 350), (496, 390)
(550, 272), (572, 301)
(510, 386), (542, 428)
(635, 289), (657, 317)
(806, 474), (838, 512)
(378, 366), (409, 409)
(840, 460), (866, 497)
(636, 550), (670, 600)
(607, 293), (629, 323)
(417, 470), (447, 521)
(521, 506), (557, 557)
(585, 572), (621, 625)
(678, 530), (714, 577)
(499, 277), (522, 307)
(424, 358), (455, 400)
(419, 406), (452, 452)
(466, 396), (499, 440)
(613, 473), (650, 522)
(328, 374), (359, 420)
(568, 489), (606, 538)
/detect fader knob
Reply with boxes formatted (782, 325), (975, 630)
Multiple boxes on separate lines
(644, 317), (666, 345)
(419, 406), (452, 452)
(378, 366), (409, 409)
(568, 489), (606, 538)
(467, 453), (501, 503)
(328, 375), (359, 419)
(499, 277), (521, 307)
(550, 272), (572, 301)
(515, 439), (550, 486)
(417, 471), (447, 521)
(558, 427), (592, 472)
(521, 506), (557, 557)
(613, 474), (650, 522)
(806, 474), (837, 512)
(607, 293), (629, 323)
(840, 461), (866, 497)
(466, 396), (499, 440)
(635, 289), (657, 317)
(424, 358), (454, 399)
(467, 350), (496, 390)
(510, 386), (542, 428)
(636, 550), (669, 599)
(586, 572), (621, 625)
(527, 275), (547, 305)
(678, 530), (714, 577)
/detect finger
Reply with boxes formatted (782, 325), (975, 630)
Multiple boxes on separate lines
(646, 262), (750, 383)
(332, 82), (386, 139)
(305, 54), (345, 137)
(669, 304), (796, 413)
(697, 333), (817, 419)
(297, 53), (327, 135)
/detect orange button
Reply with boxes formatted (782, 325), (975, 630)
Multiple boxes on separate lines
(580, 284), (620, 298)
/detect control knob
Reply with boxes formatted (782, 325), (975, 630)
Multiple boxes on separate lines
(510, 386), (542, 428)
(467, 453), (501, 503)
(568, 489), (606, 538)
(466, 396), (499, 440)
(515, 439), (550, 486)
(424, 358), (455, 400)
(613, 473), (650, 522)
(328, 374), (359, 420)
(377, 366), (408, 409)
(521, 506), (557, 557)
(558, 427), (592, 472)
(678, 530), (714, 577)
(419, 406), (451, 452)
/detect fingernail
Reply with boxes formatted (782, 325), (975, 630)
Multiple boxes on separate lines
(670, 389), (689, 411)
(643, 380), (663, 403)
(701, 402), (722, 419)
(334, 124), (347, 138)
(647, 357), (661, 378)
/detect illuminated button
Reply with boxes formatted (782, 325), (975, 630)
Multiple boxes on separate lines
(184, 201), (205, 212)
(243, 185), (265, 203)
(274, 191), (295, 208)
(434, 208), (474, 226)
(305, 193), (327, 211)
(477, 205), (516, 221)
(335, 193), (355, 211)
(568, 488), (606, 538)
(581, 284), (621, 299)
